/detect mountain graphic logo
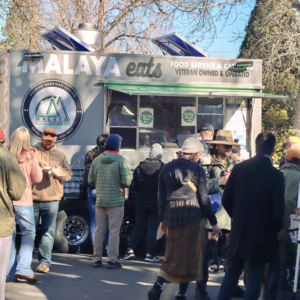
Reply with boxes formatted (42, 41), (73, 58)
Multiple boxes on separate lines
(35, 95), (70, 125)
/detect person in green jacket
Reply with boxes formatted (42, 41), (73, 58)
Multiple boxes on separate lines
(88, 134), (132, 269)
(0, 139), (26, 300)
(196, 130), (242, 300)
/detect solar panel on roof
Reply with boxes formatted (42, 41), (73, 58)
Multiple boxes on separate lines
(152, 33), (209, 57)
(42, 26), (96, 52)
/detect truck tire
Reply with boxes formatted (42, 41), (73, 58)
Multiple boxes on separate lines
(54, 206), (90, 253)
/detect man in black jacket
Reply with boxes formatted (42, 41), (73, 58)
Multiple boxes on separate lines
(217, 131), (285, 300)
(123, 143), (164, 262)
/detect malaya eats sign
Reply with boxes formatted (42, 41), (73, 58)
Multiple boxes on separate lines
(21, 53), (259, 85)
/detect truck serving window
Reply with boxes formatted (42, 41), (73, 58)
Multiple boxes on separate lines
(139, 96), (196, 149)
(197, 97), (224, 131)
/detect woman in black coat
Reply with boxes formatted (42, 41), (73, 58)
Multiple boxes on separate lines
(148, 138), (220, 300)
(123, 143), (164, 262)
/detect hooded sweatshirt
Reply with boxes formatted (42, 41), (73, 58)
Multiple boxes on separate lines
(88, 151), (132, 207)
(13, 150), (43, 206)
(32, 142), (72, 201)
(130, 158), (164, 211)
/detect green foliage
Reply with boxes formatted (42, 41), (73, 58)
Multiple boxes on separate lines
(238, 0), (300, 164)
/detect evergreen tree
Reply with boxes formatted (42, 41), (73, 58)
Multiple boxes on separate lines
(238, 0), (300, 163)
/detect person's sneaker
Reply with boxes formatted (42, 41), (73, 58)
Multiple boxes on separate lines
(123, 248), (135, 260)
(35, 264), (49, 273)
(195, 286), (211, 300)
(107, 261), (123, 269)
(15, 274), (38, 283)
(175, 291), (187, 300)
(93, 260), (103, 268)
(232, 285), (245, 298)
(145, 254), (160, 262)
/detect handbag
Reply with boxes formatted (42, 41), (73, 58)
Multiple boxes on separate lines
(208, 191), (222, 212)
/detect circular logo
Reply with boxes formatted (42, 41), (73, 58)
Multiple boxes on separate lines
(22, 80), (83, 141)
(182, 109), (195, 123)
(140, 111), (153, 125)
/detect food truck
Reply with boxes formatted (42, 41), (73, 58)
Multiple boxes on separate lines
(0, 25), (284, 253)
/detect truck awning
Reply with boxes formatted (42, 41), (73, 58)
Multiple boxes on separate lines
(105, 83), (285, 99)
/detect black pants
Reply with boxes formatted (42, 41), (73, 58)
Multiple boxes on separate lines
(129, 209), (160, 256)
(197, 228), (230, 288)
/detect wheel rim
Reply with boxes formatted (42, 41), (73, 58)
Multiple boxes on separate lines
(61, 216), (89, 246)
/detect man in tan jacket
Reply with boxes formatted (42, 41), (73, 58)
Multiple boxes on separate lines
(32, 127), (72, 273)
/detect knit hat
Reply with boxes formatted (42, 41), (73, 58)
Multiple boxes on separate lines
(104, 134), (122, 153)
(182, 137), (204, 153)
(149, 143), (163, 158)
(0, 127), (4, 141)
(286, 147), (300, 163)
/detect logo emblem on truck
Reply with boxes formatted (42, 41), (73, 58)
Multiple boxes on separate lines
(22, 80), (83, 141)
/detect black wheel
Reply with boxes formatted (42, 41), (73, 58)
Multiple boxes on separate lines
(119, 216), (134, 254)
(54, 206), (90, 253)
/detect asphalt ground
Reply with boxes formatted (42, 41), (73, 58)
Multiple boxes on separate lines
(5, 251), (246, 300)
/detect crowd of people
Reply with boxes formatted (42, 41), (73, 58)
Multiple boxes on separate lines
(1, 121), (300, 300)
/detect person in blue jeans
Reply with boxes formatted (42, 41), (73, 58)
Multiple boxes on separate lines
(6, 127), (43, 283)
(32, 127), (72, 273)
(84, 134), (109, 250)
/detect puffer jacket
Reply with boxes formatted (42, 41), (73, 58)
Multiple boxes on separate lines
(88, 151), (132, 207)
(278, 163), (300, 240)
(32, 142), (72, 201)
(158, 158), (217, 227)
(0, 147), (26, 237)
(13, 150), (43, 206)
(130, 158), (164, 211)
(201, 152), (240, 230)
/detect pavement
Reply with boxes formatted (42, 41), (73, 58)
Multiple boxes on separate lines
(5, 251), (245, 300)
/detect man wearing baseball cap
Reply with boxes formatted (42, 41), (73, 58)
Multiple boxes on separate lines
(279, 136), (300, 169)
(32, 127), (72, 273)
(269, 147), (300, 296)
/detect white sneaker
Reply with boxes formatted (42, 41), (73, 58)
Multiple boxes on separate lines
(144, 254), (160, 262)
(122, 249), (135, 260)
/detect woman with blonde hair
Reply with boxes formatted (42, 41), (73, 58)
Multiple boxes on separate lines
(6, 126), (43, 283)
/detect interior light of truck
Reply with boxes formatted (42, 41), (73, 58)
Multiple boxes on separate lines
(23, 53), (44, 60)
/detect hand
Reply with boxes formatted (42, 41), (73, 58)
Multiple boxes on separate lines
(38, 160), (47, 167)
(161, 222), (168, 234)
(219, 175), (229, 186)
(212, 224), (222, 237)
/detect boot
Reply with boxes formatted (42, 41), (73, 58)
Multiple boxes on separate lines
(148, 283), (163, 300)
(195, 286), (212, 300)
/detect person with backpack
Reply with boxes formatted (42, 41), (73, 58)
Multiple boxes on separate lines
(83, 134), (108, 249)
(123, 144), (164, 262)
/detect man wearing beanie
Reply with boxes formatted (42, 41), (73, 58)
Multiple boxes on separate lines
(88, 134), (132, 269)
(0, 127), (5, 147)
(123, 143), (164, 262)
(268, 147), (300, 296)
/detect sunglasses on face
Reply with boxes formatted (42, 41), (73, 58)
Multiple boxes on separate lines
(224, 145), (233, 149)
(43, 132), (56, 138)
(0, 141), (5, 144)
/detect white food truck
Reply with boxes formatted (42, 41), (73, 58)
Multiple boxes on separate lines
(0, 24), (284, 253)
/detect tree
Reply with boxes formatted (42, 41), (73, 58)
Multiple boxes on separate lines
(238, 0), (300, 163)
(0, 0), (253, 53)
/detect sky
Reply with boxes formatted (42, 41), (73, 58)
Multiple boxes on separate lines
(176, 2), (255, 59)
